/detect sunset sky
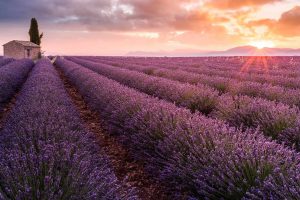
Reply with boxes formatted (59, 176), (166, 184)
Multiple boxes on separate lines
(0, 0), (300, 55)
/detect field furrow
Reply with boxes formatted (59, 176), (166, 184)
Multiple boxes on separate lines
(55, 64), (169, 200)
(0, 59), (135, 199)
(67, 57), (300, 149)
(55, 57), (300, 199)
(81, 57), (300, 107)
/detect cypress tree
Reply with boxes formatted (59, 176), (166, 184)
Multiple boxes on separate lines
(28, 18), (43, 45)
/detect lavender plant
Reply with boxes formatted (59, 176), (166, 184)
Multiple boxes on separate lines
(67, 57), (219, 115)
(213, 94), (299, 139)
(84, 57), (300, 107)
(0, 58), (14, 67)
(92, 56), (300, 79)
(0, 59), (135, 199)
(69, 57), (300, 149)
(56, 58), (300, 199)
(0, 59), (34, 112)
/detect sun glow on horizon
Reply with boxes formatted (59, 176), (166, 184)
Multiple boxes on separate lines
(249, 40), (275, 49)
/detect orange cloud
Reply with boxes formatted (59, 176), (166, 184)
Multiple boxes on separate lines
(117, 0), (215, 31)
(276, 6), (300, 36)
(247, 6), (300, 37)
(207, 0), (283, 9)
(248, 19), (276, 27)
(172, 11), (211, 31)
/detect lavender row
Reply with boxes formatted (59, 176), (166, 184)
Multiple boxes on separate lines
(0, 59), (34, 112)
(102, 56), (300, 77)
(56, 58), (300, 199)
(68, 57), (300, 149)
(0, 59), (133, 199)
(163, 62), (300, 91)
(67, 57), (219, 115)
(0, 58), (14, 67)
(76, 57), (246, 93)
(181, 56), (300, 76)
(167, 63), (300, 87)
(92, 56), (300, 78)
(83, 57), (300, 108)
(89, 56), (300, 90)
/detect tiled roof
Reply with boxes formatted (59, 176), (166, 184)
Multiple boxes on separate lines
(3, 40), (40, 47)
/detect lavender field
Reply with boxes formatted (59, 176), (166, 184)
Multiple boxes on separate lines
(1, 56), (300, 199)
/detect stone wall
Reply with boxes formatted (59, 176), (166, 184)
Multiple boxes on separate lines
(4, 42), (25, 59)
(3, 42), (40, 60)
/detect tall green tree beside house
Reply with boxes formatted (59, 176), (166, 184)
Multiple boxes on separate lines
(28, 18), (43, 46)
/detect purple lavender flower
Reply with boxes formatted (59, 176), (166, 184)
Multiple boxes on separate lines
(0, 59), (135, 199)
(68, 57), (300, 149)
(55, 57), (300, 199)
(0, 59), (34, 112)
(0, 58), (14, 67)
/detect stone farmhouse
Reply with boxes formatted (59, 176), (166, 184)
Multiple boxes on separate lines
(3, 40), (41, 60)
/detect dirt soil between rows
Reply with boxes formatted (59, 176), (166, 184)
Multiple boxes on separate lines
(55, 64), (171, 200)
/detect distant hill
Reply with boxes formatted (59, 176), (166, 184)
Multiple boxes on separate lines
(126, 46), (300, 57)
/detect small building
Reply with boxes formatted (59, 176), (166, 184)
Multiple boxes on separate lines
(3, 40), (41, 60)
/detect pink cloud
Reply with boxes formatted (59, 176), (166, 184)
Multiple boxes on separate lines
(206, 0), (283, 9)
(247, 6), (300, 37)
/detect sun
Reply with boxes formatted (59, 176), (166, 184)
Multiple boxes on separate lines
(249, 40), (275, 49)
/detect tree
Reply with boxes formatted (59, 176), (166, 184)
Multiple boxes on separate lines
(28, 18), (43, 45)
